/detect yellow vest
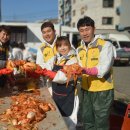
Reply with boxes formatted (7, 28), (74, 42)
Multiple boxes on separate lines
(77, 39), (114, 92)
(55, 54), (76, 65)
(40, 43), (57, 63)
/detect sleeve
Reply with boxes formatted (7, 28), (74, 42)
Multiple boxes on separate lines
(13, 50), (23, 60)
(23, 50), (32, 62)
(45, 57), (55, 70)
(52, 57), (78, 84)
(53, 71), (68, 84)
(96, 41), (115, 78)
(36, 48), (48, 69)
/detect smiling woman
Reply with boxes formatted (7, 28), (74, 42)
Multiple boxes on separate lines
(56, 36), (71, 56)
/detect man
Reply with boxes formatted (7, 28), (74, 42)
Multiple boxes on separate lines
(0, 25), (11, 87)
(76, 16), (115, 130)
(36, 21), (57, 69)
(36, 21), (58, 93)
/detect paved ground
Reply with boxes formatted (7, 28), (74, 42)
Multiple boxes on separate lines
(113, 65), (130, 103)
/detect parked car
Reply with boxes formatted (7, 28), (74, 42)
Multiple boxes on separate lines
(101, 34), (130, 65)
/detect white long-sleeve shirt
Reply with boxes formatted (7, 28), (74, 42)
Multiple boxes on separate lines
(11, 48), (23, 60)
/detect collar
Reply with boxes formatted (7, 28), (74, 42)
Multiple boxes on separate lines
(56, 48), (76, 59)
(81, 34), (101, 48)
(43, 35), (57, 48)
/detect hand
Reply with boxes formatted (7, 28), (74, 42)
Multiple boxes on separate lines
(0, 68), (13, 75)
(82, 67), (88, 74)
(82, 67), (98, 76)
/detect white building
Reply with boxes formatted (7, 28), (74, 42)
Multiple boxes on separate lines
(58, 0), (130, 34)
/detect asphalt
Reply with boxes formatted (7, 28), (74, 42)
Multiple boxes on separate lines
(113, 66), (130, 104)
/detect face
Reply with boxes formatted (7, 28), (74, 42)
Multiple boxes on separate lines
(57, 41), (70, 56)
(78, 26), (95, 43)
(41, 27), (56, 44)
(0, 30), (10, 44)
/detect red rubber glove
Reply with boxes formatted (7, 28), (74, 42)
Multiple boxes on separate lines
(0, 68), (13, 75)
(44, 70), (56, 79)
(82, 67), (98, 76)
(35, 69), (56, 79)
(35, 68), (47, 75)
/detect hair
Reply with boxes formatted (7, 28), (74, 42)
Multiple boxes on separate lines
(77, 16), (95, 29)
(0, 25), (11, 34)
(18, 42), (25, 50)
(56, 36), (71, 49)
(41, 21), (55, 31)
(10, 41), (19, 48)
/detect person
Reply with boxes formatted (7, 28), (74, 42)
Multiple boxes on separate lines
(36, 21), (59, 91)
(10, 41), (23, 60)
(36, 21), (58, 69)
(18, 42), (35, 62)
(76, 16), (115, 130)
(36, 21), (75, 68)
(37, 36), (79, 130)
(0, 25), (11, 88)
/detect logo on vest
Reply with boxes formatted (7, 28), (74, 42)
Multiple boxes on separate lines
(44, 51), (52, 57)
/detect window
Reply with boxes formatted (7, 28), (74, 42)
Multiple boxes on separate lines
(73, 10), (76, 16)
(112, 41), (118, 48)
(81, 7), (84, 15)
(103, 0), (114, 8)
(102, 17), (113, 25)
(10, 27), (27, 43)
(119, 41), (130, 48)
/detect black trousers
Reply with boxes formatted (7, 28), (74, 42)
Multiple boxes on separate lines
(0, 75), (7, 88)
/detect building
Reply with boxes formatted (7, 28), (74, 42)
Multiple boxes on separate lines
(59, 0), (71, 26)
(116, 0), (130, 32)
(58, 0), (130, 35)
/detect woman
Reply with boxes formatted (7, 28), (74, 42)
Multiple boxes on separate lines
(38, 36), (79, 130)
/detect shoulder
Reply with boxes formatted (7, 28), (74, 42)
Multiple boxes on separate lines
(103, 40), (114, 49)
(97, 38), (106, 46)
(39, 42), (46, 49)
(76, 44), (84, 54)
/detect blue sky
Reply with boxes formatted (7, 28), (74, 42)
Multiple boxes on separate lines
(1, 0), (58, 22)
